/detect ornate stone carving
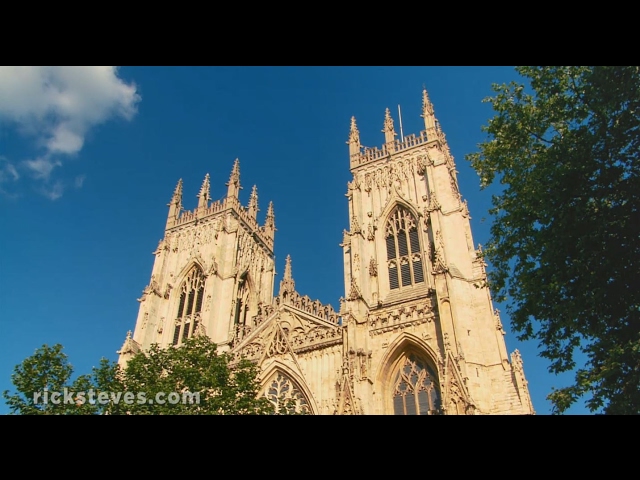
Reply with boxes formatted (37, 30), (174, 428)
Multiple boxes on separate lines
(425, 195), (441, 213)
(494, 308), (505, 334)
(193, 321), (207, 337)
(347, 278), (362, 301)
(367, 223), (375, 241)
(153, 238), (168, 255)
(432, 230), (447, 273)
(138, 274), (163, 302)
(511, 349), (523, 372)
(461, 199), (470, 218)
(350, 215), (361, 235)
(357, 349), (372, 381)
(416, 154), (432, 175)
(368, 257), (377, 277)
(368, 298), (436, 335)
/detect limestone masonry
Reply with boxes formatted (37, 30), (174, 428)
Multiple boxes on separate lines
(119, 89), (535, 415)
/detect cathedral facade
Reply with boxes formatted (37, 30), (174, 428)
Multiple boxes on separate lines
(118, 89), (535, 415)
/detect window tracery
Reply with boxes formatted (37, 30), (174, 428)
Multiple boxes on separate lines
(172, 266), (205, 346)
(234, 274), (250, 326)
(385, 207), (425, 290)
(392, 353), (441, 415)
(263, 372), (310, 414)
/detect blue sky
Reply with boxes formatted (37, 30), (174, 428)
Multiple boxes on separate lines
(0, 66), (589, 414)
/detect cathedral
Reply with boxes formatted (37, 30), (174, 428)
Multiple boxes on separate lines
(118, 88), (535, 415)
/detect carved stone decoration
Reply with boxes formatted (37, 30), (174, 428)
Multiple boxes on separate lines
(264, 324), (290, 358)
(416, 154), (431, 175)
(369, 257), (378, 277)
(153, 238), (166, 255)
(209, 254), (218, 276)
(334, 352), (361, 415)
(461, 199), (470, 218)
(441, 352), (477, 415)
(168, 234), (178, 253)
(494, 308), (505, 334)
(193, 321), (207, 337)
(240, 342), (263, 361)
(163, 283), (172, 299)
(426, 195), (441, 213)
(117, 330), (141, 357)
(263, 372), (310, 415)
(350, 215), (361, 235)
(368, 298), (436, 335)
(138, 274), (163, 302)
(432, 230), (447, 273)
(443, 332), (452, 353)
(449, 166), (461, 198)
(157, 317), (164, 334)
(511, 349), (523, 372)
(347, 278), (362, 301)
(352, 253), (360, 273)
(142, 312), (149, 329)
(367, 223), (375, 241)
(357, 349), (372, 381)
(364, 174), (373, 193)
(447, 380), (467, 415)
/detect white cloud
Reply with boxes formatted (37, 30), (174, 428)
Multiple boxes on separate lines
(23, 157), (61, 180)
(0, 66), (140, 197)
(41, 180), (65, 200)
(0, 156), (19, 183)
(74, 174), (86, 189)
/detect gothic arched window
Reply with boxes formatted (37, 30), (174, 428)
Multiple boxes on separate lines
(392, 353), (441, 415)
(172, 266), (205, 346)
(385, 206), (425, 290)
(262, 372), (310, 414)
(234, 274), (250, 326)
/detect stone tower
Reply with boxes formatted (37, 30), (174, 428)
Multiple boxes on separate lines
(118, 159), (276, 365)
(119, 88), (534, 415)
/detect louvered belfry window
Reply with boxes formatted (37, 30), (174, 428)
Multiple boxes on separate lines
(385, 206), (425, 290)
(234, 275), (250, 326)
(172, 267), (205, 346)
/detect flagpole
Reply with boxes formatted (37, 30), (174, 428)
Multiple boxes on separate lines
(398, 104), (404, 142)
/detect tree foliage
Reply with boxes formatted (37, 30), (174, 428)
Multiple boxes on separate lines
(466, 66), (640, 414)
(4, 336), (277, 415)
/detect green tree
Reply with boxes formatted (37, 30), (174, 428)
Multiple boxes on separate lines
(120, 335), (275, 414)
(4, 337), (278, 415)
(3, 344), (98, 415)
(466, 66), (640, 414)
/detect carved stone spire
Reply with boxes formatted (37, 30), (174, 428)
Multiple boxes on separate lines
(226, 158), (242, 199)
(347, 116), (361, 157)
(264, 200), (275, 238)
(284, 254), (292, 280)
(421, 86), (437, 140)
(172, 178), (183, 201)
(197, 173), (210, 210)
(279, 254), (295, 296)
(116, 330), (141, 368)
(382, 108), (397, 149)
(166, 178), (183, 230)
(247, 184), (259, 220)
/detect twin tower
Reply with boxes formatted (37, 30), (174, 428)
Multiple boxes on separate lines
(119, 89), (535, 414)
